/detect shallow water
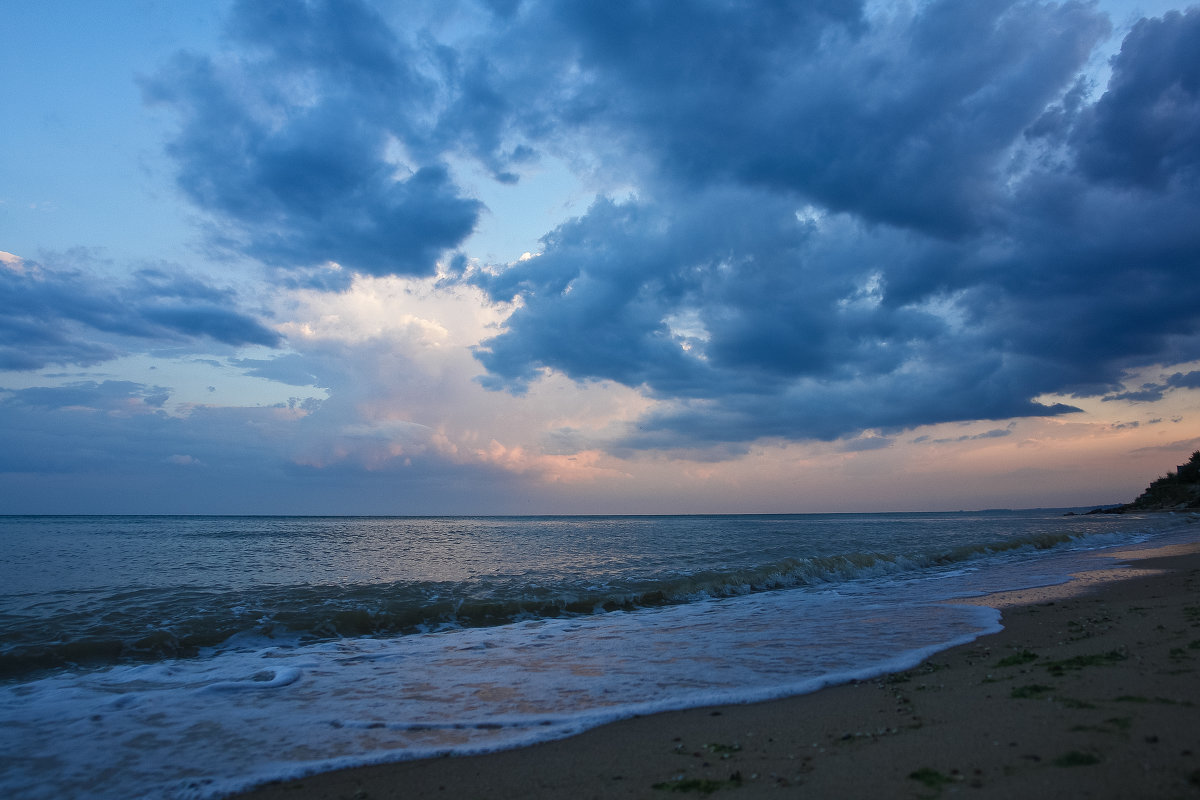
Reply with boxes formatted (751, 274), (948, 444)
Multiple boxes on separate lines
(1, 512), (1195, 799)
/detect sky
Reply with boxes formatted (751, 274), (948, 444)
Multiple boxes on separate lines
(2, 0), (1199, 515)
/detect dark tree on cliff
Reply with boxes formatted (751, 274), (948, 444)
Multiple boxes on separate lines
(1126, 451), (1200, 511)
(1178, 451), (1200, 483)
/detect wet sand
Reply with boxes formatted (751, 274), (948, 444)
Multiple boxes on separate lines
(233, 541), (1200, 799)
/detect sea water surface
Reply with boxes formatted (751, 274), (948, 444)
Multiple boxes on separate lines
(1, 511), (1197, 799)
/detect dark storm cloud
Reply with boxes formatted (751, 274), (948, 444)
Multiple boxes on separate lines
(0, 256), (280, 370)
(1102, 369), (1200, 403)
(143, 0), (483, 278)
(470, 2), (1200, 448)
(139, 306), (279, 347)
(1104, 384), (1169, 403)
(1169, 370), (1200, 389)
(472, 183), (1094, 444)
(1073, 10), (1200, 189)
(147, 1), (1200, 451)
(516, 0), (1105, 236)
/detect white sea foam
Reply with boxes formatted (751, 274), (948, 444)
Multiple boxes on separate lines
(1, 581), (1002, 800)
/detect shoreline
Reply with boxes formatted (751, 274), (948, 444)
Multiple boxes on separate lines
(232, 542), (1200, 799)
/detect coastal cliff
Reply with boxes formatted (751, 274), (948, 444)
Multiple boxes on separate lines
(1095, 450), (1200, 513)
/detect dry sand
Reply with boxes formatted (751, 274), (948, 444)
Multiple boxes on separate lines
(233, 542), (1200, 799)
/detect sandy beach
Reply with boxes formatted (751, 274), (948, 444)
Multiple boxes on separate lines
(233, 541), (1200, 799)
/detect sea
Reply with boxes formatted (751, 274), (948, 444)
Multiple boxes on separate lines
(1, 511), (1197, 799)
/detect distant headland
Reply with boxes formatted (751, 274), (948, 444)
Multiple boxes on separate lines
(1084, 450), (1200, 514)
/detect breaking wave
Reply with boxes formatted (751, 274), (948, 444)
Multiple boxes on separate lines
(0, 525), (1140, 680)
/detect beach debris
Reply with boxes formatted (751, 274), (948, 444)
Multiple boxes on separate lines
(651, 775), (741, 794)
(1043, 648), (1128, 676)
(1058, 696), (1096, 709)
(703, 742), (742, 759)
(1114, 694), (1193, 706)
(908, 767), (953, 789)
(995, 649), (1039, 667)
(1053, 750), (1102, 767)
(1069, 716), (1131, 735)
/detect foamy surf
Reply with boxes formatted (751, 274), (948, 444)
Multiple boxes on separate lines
(1, 512), (1195, 799)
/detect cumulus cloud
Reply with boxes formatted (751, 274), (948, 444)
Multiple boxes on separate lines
(141, 1), (1200, 454)
(515, 0), (1106, 235)
(1102, 368), (1200, 403)
(142, 0), (483, 279)
(1073, 10), (1200, 189)
(0, 253), (281, 371)
(123, 273), (632, 499)
(469, 2), (1200, 449)
(0, 378), (388, 509)
(1168, 370), (1200, 389)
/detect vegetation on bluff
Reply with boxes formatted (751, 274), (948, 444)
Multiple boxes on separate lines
(1100, 451), (1200, 513)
